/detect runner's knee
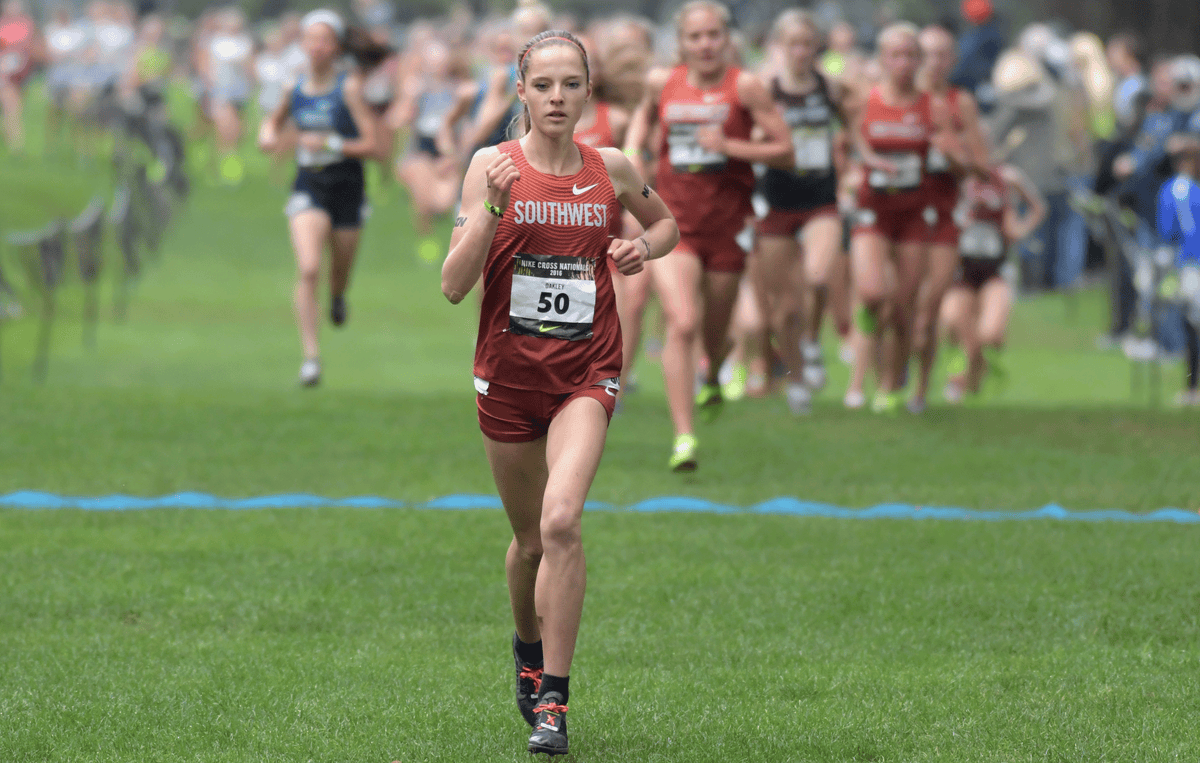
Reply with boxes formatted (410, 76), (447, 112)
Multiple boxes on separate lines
(540, 499), (582, 550)
(513, 532), (544, 562)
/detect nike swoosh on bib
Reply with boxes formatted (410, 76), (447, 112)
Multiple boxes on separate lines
(539, 325), (561, 333)
(571, 183), (598, 196)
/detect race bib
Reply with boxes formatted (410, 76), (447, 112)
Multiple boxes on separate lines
(297, 145), (342, 168)
(667, 123), (727, 173)
(793, 126), (832, 173)
(868, 153), (922, 190)
(959, 222), (1004, 259)
(926, 147), (951, 173)
(509, 253), (596, 341)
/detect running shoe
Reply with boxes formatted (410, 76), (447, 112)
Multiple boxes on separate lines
(801, 341), (827, 391)
(982, 347), (1010, 395)
(330, 294), (348, 327)
(219, 154), (244, 186)
(696, 383), (725, 423)
(512, 633), (543, 727)
(906, 396), (926, 415)
(786, 382), (812, 415)
(720, 361), (747, 401)
(1174, 390), (1200, 407)
(871, 390), (900, 415)
(669, 433), (698, 473)
(527, 692), (569, 756)
(843, 389), (866, 409)
(299, 358), (321, 387)
(945, 348), (968, 379)
(943, 376), (966, 405)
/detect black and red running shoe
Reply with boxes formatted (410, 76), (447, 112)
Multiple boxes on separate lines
(513, 632), (543, 727)
(527, 692), (568, 756)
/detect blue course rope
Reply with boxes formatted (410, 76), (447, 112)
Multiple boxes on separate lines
(0, 491), (1198, 523)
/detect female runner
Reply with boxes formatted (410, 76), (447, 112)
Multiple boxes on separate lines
(756, 9), (852, 412)
(909, 24), (989, 412)
(204, 8), (254, 184)
(625, 0), (792, 470)
(390, 36), (464, 263)
(257, 10), (385, 386)
(941, 160), (1044, 401)
(441, 30), (677, 755)
(844, 23), (962, 413)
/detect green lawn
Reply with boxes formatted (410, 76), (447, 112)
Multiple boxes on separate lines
(1, 90), (1199, 762)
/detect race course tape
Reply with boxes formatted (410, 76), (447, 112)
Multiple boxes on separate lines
(1, 492), (1198, 523)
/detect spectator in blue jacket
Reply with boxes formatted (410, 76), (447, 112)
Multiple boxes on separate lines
(1112, 59), (1191, 353)
(950, 0), (1003, 114)
(1114, 59), (1190, 228)
(1158, 127), (1200, 404)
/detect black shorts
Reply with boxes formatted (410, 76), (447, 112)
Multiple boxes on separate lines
(287, 161), (367, 230)
(957, 258), (1004, 290)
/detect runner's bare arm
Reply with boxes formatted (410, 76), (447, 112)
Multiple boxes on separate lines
(257, 78), (294, 152)
(600, 147), (680, 275)
(623, 67), (669, 179)
(709, 71), (792, 168)
(928, 94), (970, 176)
(338, 73), (383, 159)
(956, 92), (991, 179)
(437, 82), (482, 161)
(608, 104), (632, 150)
(462, 66), (516, 151)
(1000, 165), (1046, 242)
(442, 147), (514, 303)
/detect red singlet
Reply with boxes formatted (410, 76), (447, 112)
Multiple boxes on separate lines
(854, 86), (936, 242)
(574, 102), (614, 149)
(655, 65), (754, 237)
(474, 140), (623, 393)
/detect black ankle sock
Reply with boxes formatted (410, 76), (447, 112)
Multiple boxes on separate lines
(514, 633), (543, 666)
(540, 673), (569, 704)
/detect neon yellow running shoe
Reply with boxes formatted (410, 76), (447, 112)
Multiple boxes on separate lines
(695, 383), (725, 424)
(946, 347), (968, 378)
(669, 433), (698, 473)
(219, 154), (244, 186)
(721, 362), (747, 402)
(871, 390), (901, 416)
(982, 347), (1009, 396)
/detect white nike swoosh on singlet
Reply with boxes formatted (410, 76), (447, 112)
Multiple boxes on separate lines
(572, 183), (599, 196)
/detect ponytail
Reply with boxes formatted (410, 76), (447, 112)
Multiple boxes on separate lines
(344, 26), (392, 71)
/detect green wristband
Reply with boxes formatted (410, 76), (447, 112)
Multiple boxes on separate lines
(622, 147), (639, 158)
(484, 201), (504, 219)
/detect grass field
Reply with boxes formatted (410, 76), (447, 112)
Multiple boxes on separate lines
(1, 89), (1199, 761)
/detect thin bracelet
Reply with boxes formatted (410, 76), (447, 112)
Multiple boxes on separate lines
(637, 236), (651, 258)
(483, 201), (504, 219)
(622, 147), (639, 158)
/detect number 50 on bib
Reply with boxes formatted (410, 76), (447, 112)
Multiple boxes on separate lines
(509, 253), (597, 341)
